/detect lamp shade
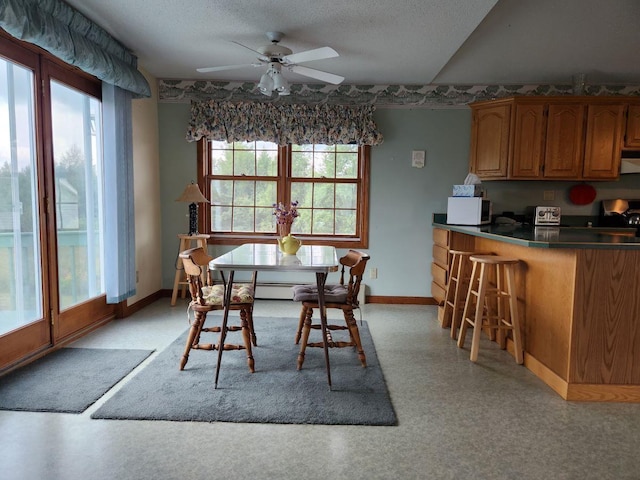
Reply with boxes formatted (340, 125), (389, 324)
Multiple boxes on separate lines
(176, 182), (209, 204)
(272, 71), (287, 92)
(258, 72), (274, 95)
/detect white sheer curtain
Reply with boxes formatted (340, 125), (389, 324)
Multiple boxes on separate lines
(102, 83), (136, 303)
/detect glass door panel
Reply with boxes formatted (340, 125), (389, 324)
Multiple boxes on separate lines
(0, 58), (43, 335)
(50, 80), (105, 313)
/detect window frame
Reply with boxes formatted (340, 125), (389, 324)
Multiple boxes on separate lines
(197, 138), (370, 248)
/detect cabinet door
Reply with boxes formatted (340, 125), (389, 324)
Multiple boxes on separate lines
(625, 105), (640, 148)
(432, 244), (449, 269)
(583, 104), (624, 179)
(510, 104), (546, 179)
(433, 227), (450, 248)
(469, 103), (511, 179)
(544, 104), (585, 178)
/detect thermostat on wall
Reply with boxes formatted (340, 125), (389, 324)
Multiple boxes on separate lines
(412, 150), (425, 168)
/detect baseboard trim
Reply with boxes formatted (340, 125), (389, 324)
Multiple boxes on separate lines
(521, 350), (640, 402)
(118, 290), (165, 318)
(523, 352), (569, 399)
(367, 296), (436, 305)
(565, 384), (640, 402)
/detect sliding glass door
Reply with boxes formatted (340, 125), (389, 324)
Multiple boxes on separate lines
(0, 35), (114, 370)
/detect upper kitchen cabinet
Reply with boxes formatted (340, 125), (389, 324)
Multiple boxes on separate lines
(624, 105), (640, 148)
(543, 103), (586, 179)
(583, 104), (625, 179)
(510, 103), (546, 178)
(469, 97), (634, 181)
(469, 101), (511, 179)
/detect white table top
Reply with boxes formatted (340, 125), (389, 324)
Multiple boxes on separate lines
(209, 243), (339, 273)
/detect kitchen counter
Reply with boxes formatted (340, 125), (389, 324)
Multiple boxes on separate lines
(432, 222), (640, 249)
(432, 220), (640, 402)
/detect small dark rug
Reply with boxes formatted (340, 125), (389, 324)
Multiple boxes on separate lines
(0, 348), (153, 413)
(91, 317), (397, 425)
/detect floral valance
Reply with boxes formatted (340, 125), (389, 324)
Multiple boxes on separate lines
(185, 100), (384, 146)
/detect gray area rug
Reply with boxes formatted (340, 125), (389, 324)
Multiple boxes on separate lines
(92, 317), (397, 425)
(0, 348), (153, 413)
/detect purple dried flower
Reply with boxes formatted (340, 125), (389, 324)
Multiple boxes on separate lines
(273, 201), (300, 224)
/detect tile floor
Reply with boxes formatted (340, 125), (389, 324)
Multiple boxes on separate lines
(1, 299), (639, 480)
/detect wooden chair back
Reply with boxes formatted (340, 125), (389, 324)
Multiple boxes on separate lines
(179, 247), (213, 306)
(338, 249), (370, 306)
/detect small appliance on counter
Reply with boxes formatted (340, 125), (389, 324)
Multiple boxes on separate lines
(446, 197), (492, 225)
(600, 199), (640, 229)
(526, 206), (562, 226)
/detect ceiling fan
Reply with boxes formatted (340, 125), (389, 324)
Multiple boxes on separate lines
(196, 31), (345, 96)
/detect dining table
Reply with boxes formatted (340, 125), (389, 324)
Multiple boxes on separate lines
(209, 243), (339, 389)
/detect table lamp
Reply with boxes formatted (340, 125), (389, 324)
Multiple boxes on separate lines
(176, 181), (209, 235)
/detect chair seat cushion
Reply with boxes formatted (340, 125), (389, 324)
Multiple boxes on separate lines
(201, 284), (254, 305)
(291, 284), (348, 303)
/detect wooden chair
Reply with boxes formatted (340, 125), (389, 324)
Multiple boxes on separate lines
(178, 247), (257, 376)
(292, 249), (370, 370)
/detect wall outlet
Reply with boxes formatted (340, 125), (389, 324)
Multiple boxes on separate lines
(543, 190), (555, 201)
(370, 267), (378, 279)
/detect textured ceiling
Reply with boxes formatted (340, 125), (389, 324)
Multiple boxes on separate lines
(64, 0), (640, 87)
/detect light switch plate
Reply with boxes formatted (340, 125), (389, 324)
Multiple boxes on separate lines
(412, 150), (425, 168)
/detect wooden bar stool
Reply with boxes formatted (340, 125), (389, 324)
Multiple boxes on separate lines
(442, 250), (476, 340)
(457, 254), (524, 364)
(171, 234), (210, 306)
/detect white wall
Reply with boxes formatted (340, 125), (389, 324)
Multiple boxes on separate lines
(366, 107), (472, 297)
(128, 69), (162, 305)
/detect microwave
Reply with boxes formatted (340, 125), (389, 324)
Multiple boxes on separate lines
(446, 197), (492, 225)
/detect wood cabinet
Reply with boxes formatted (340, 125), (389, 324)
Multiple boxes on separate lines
(470, 96), (635, 181)
(543, 103), (585, 178)
(431, 227), (450, 306)
(583, 104), (625, 179)
(510, 104), (546, 178)
(624, 104), (640, 148)
(469, 102), (511, 179)
(431, 227), (476, 326)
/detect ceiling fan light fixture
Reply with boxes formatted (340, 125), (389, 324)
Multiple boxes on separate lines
(278, 84), (291, 96)
(272, 71), (288, 92)
(258, 72), (274, 95)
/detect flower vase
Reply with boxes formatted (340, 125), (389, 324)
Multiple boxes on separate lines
(277, 223), (292, 239)
(277, 223), (297, 254)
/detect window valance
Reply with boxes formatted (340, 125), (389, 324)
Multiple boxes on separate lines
(0, 0), (151, 98)
(185, 100), (384, 146)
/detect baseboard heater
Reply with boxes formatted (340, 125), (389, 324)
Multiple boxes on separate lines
(255, 282), (366, 305)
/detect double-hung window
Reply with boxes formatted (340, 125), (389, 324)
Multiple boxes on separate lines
(198, 139), (369, 248)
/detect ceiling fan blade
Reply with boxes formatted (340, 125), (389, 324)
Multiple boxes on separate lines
(283, 46), (339, 65)
(290, 65), (344, 85)
(196, 63), (260, 73)
(231, 41), (269, 61)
